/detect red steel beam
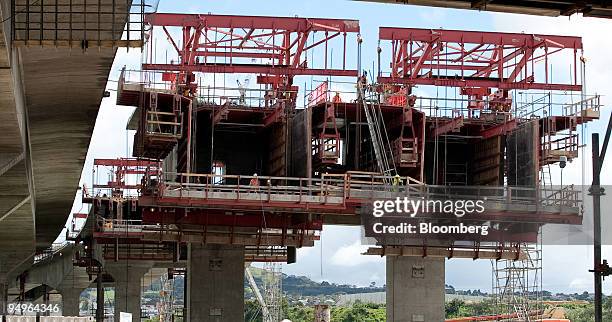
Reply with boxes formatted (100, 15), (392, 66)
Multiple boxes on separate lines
(94, 158), (160, 167)
(145, 13), (360, 32)
(142, 208), (323, 230)
(379, 27), (582, 48)
(432, 116), (464, 137)
(480, 119), (518, 139)
(377, 76), (582, 91)
(142, 63), (358, 77)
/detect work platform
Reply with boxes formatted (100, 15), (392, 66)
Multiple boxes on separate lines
(83, 167), (583, 248)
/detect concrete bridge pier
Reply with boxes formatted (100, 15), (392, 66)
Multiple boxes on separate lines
(0, 277), (7, 317)
(187, 244), (245, 322)
(59, 287), (85, 317)
(106, 262), (152, 322)
(386, 256), (445, 322)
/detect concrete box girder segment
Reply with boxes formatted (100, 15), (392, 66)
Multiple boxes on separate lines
(3, 0), (137, 249)
(0, 1), (36, 283)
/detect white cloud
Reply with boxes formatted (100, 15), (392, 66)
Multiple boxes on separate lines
(569, 278), (592, 292)
(330, 240), (383, 267)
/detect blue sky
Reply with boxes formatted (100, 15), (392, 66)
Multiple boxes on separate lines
(64, 0), (612, 293)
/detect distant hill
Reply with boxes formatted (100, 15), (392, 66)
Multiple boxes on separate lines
(139, 267), (385, 300)
(246, 267), (385, 296)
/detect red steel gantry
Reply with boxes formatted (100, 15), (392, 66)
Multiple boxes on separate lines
(378, 27), (583, 91)
(142, 13), (360, 95)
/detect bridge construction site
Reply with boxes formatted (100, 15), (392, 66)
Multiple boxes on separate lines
(0, 1), (610, 321)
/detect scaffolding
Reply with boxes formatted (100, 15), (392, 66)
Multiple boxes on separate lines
(157, 273), (175, 322)
(493, 242), (543, 321)
(263, 262), (283, 322)
(245, 263), (283, 322)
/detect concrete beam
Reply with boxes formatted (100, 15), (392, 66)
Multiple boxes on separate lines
(187, 244), (245, 322)
(0, 195), (31, 222)
(387, 256), (445, 322)
(0, 152), (24, 177)
(0, 277), (7, 317)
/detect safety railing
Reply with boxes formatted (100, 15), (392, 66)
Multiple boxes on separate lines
(97, 216), (147, 234)
(196, 85), (298, 109)
(563, 95), (601, 117)
(158, 172), (348, 207)
(145, 110), (182, 138)
(34, 242), (72, 264)
(541, 133), (579, 163)
(118, 68), (177, 94)
(541, 185), (581, 208)
(151, 172), (580, 210)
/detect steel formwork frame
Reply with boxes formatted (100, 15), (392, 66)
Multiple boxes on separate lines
(141, 13), (360, 79)
(378, 27), (583, 91)
(91, 158), (161, 191)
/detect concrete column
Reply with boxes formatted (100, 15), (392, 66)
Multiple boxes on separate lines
(187, 244), (245, 322)
(60, 287), (83, 317)
(0, 277), (7, 317)
(106, 262), (151, 322)
(386, 256), (445, 322)
(96, 275), (105, 322)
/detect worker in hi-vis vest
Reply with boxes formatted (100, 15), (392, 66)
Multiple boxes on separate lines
(392, 174), (403, 192)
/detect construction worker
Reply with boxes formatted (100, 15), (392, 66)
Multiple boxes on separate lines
(249, 173), (260, 191)
(332, 92), (342, 103)
(392, 174), (403, 192)
(359, 71), (368, 89)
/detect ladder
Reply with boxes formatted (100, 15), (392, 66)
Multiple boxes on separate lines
(540, 164), (552, 188)
(357, 83), (396, 177)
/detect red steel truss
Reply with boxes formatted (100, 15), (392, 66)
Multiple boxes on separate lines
(92, 158), (161, 191)
(378, 27), (583, 91)
(142, 13), (360, 79)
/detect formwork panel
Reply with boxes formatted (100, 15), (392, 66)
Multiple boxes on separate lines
(291, 109), (311, 178)
(507, 120), (539, 187)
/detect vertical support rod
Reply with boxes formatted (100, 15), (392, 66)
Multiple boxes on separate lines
(592, 133), (602, 322)
(96, 274), (104, 322)
(592, 114), (611, 322)
(187, 100), (193, 173)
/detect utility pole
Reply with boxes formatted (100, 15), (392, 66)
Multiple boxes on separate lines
(590, 113), (612, 322)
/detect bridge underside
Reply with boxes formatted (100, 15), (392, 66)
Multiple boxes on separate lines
(24, 46), (119, 248)
(0, 1), (135, 294)
(0, 0), (36, 280)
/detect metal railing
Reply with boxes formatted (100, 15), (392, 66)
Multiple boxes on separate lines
(34, 242), (72, 263)
(152, 172), (580, 210)
(159, 172), (348, 207)
(97, 216), (148, 234)
(563, 95), (601, 117)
